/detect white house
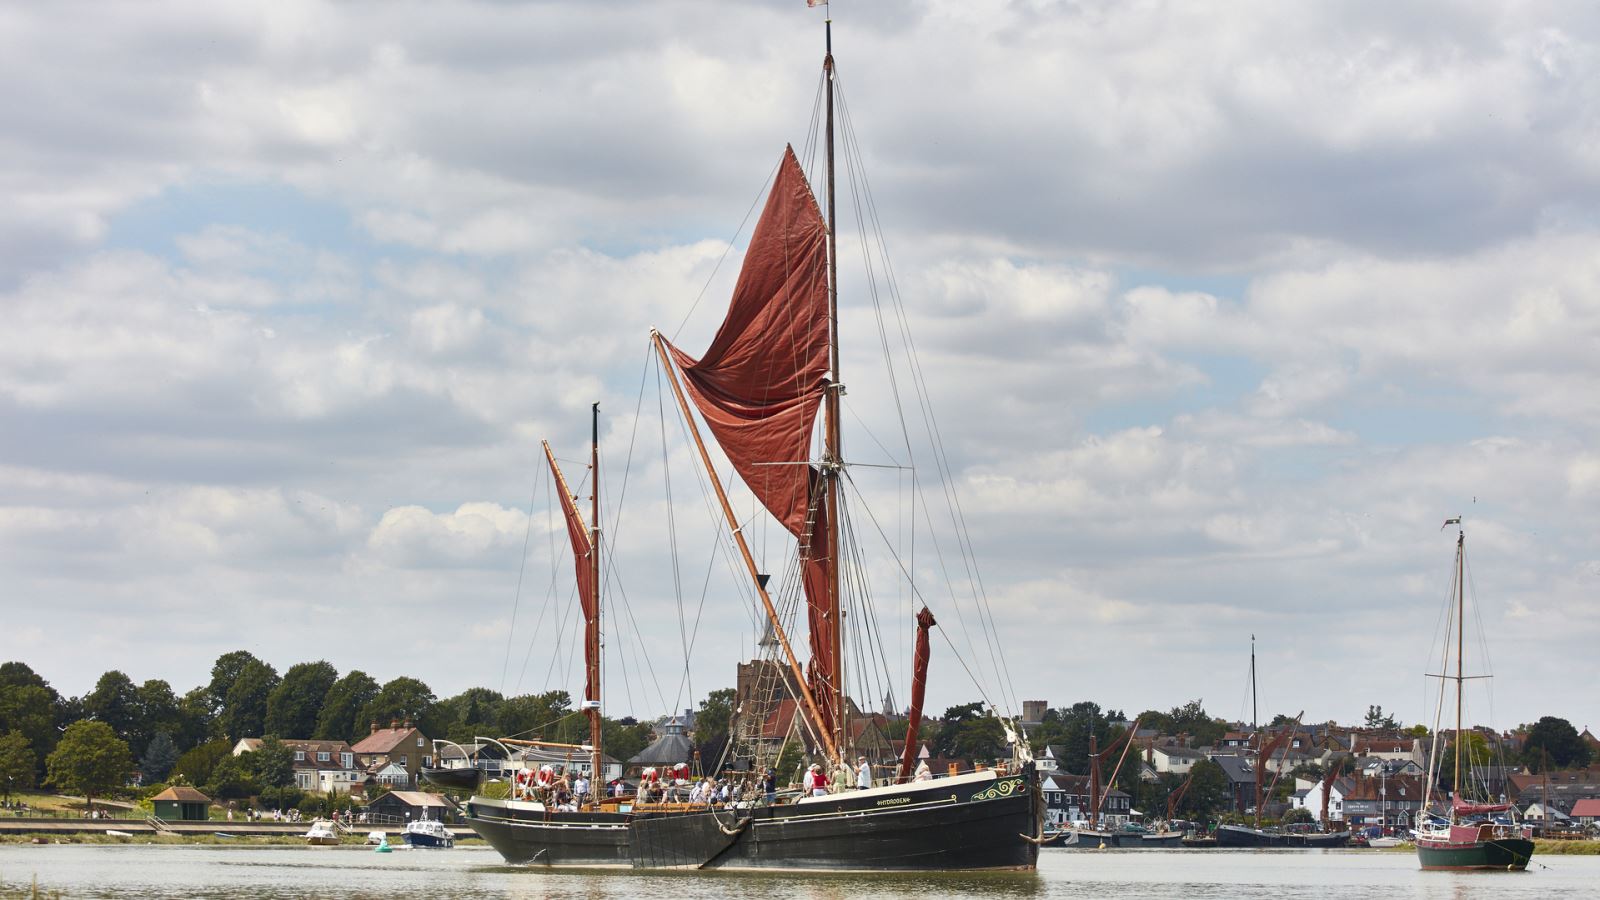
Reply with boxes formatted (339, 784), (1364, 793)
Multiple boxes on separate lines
(1150, 745), (1205, 775)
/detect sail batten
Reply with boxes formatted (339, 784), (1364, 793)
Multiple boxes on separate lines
(664, 145), (838, 735)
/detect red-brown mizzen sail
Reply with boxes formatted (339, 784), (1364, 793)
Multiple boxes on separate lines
(663, 145), (837, 736)
(897, 607), (937, 781)
(544, 442), (599, 710)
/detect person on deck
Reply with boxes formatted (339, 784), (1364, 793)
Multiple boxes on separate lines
(913, 761), (932, 782)
(857, 756), (872, 790)
(806, 764), (829, 797)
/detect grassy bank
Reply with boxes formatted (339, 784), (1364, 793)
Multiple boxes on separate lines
(1534, 839), (1600, 855)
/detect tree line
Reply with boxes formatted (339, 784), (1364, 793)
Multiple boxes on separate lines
(0, 653), (659, 806)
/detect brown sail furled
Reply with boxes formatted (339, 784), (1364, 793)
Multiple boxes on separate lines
(897, 607), (937, 781)
(545, 444), (599, 709)
(663, 145), (837, 733)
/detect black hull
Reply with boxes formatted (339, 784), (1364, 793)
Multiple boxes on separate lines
(422, 766), (483, 792)
(1059, 829), (1184, 849)
(1215, 824), (1290, 847)
(465, 769), (1040, 871)
(464, 803), (632, 867)
(1291, 831), (1351, 848)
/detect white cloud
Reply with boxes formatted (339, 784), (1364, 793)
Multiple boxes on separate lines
(1, 0), (1598, 729)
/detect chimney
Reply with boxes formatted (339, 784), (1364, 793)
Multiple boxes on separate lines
(390, 718), (401, 729)
(370, 720), (380, 735)
(403, 718), (414, 730)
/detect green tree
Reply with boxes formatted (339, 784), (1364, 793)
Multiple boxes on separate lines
(140, 731), (180, 783)
(249, 736), (296, 789)
(1521, 716), (1591, 771)
(0, 731), (36, 799)
(1174, 759), (1230, 823)
(695, 688), (736, 744)
(1365, 705), (1400, 730)
(172, 739), (232, 786)
(83, 670), (142, 747)
(206, 650), (264, 714)
(496, 691), (578, 744)
(46, 720), (131, 810)
(204, 753), (260, 800)
(601, 717), (655, 766)
(221, 658), (280, 741)
(1051, 701), (1115, 776)
(357, 677), (439, 738)
(176, 687), (217, 750)
(434, 687), (504, 742)
(1165, 699), (1226, 748)
(1282, 807), (1314, 825)
(266, 661), (338, 739)
(314, 671), (379, 741)
(0, 680), (58, 770)
(133, 680), (181, 755)
(932, 702), (1006, 762)
(0, 662), (53, 692)
(1436, 732), (1491, 792)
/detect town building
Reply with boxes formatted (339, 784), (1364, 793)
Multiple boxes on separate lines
(150, 785), (211, 822)
(352, 720), (431, 790)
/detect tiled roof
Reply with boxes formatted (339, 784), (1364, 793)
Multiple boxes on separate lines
(151, 786), (211, 803)
(1571, 798), (1600, 817)
(352, 726), (422, 754)
(384, 791), (448, 808)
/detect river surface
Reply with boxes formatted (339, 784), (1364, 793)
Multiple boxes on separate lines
(0, 845), (1591, 899)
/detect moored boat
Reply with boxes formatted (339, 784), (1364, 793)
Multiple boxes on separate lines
(401, 818), (456, 849)
(305, 820), (340, 846)
(1413, 521), (1534, 872)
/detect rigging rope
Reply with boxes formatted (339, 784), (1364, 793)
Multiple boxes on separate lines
(500, 458), (545, 695)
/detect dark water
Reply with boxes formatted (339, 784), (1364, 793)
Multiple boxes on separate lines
(0, 845), (1592, 899)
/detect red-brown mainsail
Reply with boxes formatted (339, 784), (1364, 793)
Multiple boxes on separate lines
(662, 145), (839, 737)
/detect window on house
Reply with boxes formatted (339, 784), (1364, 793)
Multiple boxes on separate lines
(342, 753), (353, 769)
(399, 755), (408, 766)
(417, 736), (425, 747)
(423, 756), (432, 768)
(317, 751), (329, 762)
(294, 751), (305, 761)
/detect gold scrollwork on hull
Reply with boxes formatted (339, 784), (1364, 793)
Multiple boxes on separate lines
(968, 777), (1024, 802)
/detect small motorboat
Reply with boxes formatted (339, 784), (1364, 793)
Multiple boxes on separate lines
(304, 820), (340, 846)
(1368, 835), (1405, 849)
(401, 818), (455, 849)
(365, 830), (387, 845)
(105, 830), (133, 838)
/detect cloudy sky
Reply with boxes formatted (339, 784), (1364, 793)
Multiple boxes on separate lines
(3, 0), (1597, 735)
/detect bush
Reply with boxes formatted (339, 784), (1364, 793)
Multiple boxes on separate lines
(257, 785), (304, 812)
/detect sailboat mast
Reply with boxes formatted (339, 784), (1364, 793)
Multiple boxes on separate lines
(822, 16), (846, 759)
(1454, 529), (1464, 801)
(589, 402), (603, 794)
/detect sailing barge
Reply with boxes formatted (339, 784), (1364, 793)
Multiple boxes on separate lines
(456, 18), (1041, 872)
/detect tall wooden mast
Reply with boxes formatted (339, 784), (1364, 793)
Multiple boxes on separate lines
(822, 11), (847, 763)
(589, 402), (603, 792)
(1453, 528), (1464, 803)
